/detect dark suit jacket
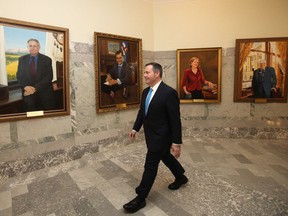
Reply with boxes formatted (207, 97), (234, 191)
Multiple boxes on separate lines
(109, 61), (132, 86)
(133, 81), (182, 152)
(16, 53), (55, 110)
(252, 66), (277, 98)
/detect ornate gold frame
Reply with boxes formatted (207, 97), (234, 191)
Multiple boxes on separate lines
(94, 32), (142, 112)
(234, 37), (288, 103)
(0, 17), (70, 122)
(177, 47), (222, 103)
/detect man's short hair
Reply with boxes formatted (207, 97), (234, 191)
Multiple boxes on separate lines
(115, 50), (122, 56)
(145, 62), (163, 77)
(27, 38), (40, 45)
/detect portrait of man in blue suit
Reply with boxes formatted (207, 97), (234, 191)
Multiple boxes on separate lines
(252, 59), (277, 98)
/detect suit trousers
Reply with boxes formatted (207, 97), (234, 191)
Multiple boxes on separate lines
(135, 147), (185, 199)
(23, 91), (55, 112)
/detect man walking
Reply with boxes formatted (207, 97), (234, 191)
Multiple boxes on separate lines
(123, 62), (188, 213)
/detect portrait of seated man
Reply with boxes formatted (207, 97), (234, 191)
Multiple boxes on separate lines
(101, 50), (132, 99)
(16, 38), (56, 112)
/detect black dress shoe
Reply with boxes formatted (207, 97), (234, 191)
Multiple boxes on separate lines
(168, 175), (188, 190)
(123, 196), (146, 213)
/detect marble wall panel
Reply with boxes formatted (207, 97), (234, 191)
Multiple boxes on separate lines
(75, 129), (117, 145)
(0, 122), (11, 146)
(17, 116), (72, 141)
(143, 50), (155, 61)
(73, 62), (97, 130)
(0, 135), (75, 162)
(190, 117), (288, 128)
(70, 42), (96, 132)
(181, 104), (209, 117)
(254, 103), (288, 117)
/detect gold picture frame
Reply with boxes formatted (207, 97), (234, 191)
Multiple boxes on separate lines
(0, 17), (70, 122)
(234, 37), (288, 103)
(94, 32), (142, 112)
(177, 47), (222, 103)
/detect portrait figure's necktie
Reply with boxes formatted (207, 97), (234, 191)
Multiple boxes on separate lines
(145, 88), (153, 115)
(118, 65), (122, 77)
(30, 56), (37, 79)
(261, 69), (265, 81)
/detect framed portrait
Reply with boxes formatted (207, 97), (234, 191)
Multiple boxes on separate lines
(177, 47), (222, 103)
(234, 37), (288, 103)
(0, 17), (70, 122)
(94, 32), (142, 113)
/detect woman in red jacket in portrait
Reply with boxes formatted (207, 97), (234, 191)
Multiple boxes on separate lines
(182, 56), (215, 99)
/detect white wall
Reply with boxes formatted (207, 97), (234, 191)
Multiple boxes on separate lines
(153, 0), (288, 50)
(0, 0), (155, 50)
(1, 0), (287, 51)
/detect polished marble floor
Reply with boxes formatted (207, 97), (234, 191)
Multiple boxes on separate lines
(0, 137), (288, 216)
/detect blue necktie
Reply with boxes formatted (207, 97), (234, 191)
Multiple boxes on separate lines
(145, 88), (153, 115)
(118, 65), (122, 77)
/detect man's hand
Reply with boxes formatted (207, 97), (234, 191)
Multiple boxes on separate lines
(129, 130), (136, 141)
(171, 143), (181, 159)
(105, 74), (112, 82)
(23, 86), (36, 96)
(108, 79), (118, 86)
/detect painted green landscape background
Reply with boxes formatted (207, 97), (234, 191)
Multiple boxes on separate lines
(6, 52), (27, 81)
(3, 26), (45, 81)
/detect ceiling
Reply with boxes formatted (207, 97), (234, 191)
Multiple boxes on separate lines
(145, 0), (194, 3)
